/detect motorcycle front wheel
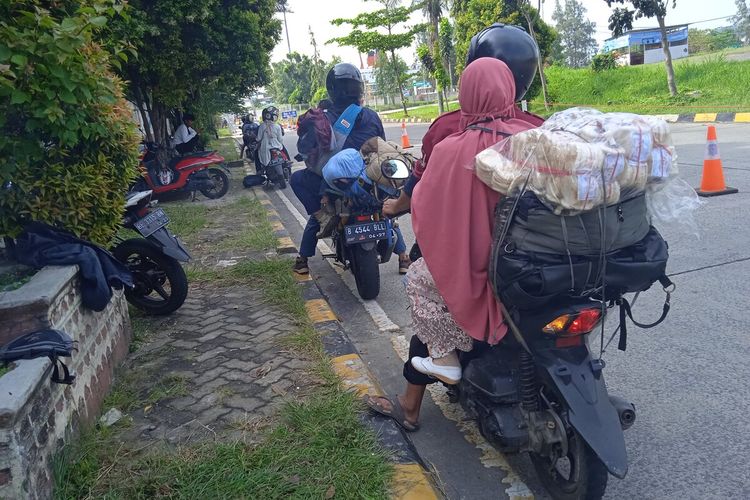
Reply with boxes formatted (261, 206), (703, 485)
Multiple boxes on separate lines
(350, 244), (380, 300)
(200, 167), (229, 199)
(529, 428), (608, 500)
(113, 238), (189, 315)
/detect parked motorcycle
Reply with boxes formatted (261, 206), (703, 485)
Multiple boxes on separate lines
(324, 159), (411, 300)
(135, 142), (230, 200)
(112, 190), (190, 315)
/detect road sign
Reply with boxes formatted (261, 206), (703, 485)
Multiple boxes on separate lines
(281, 110), (298, 119)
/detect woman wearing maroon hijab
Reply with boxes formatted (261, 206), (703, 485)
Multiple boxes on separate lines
(366, 55), (542, 431)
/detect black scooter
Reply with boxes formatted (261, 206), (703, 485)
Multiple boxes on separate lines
(454, 298), (640, 500)
(112, 190), (190, 315)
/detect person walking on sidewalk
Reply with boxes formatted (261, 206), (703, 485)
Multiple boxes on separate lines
(291, 63), (400, 275)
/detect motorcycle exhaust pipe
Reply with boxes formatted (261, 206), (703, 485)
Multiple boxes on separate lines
(609, 395), (636, 430)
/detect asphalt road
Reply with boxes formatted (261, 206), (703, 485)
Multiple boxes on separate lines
(269, 121), (750, 499)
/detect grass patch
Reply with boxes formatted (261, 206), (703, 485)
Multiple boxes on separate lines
(187, 259), (306, 321)
(216, 197), (277, 252)
(159, 203), (210, 241)
(210, 136), (241, 162)
(54, 391), (390, 499)
(217, 127), (233, 138)
(0, 266), (35, 292)
(386, 57), (750, 120)
(0, 363), (15, 378)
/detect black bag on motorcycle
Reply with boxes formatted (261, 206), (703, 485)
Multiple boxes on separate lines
(490, 193), (669, 310)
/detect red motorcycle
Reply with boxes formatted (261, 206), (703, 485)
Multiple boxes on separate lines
(135, 142), (230, 200)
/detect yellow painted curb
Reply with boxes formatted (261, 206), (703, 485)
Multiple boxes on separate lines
(694, 113), (717, 122)
(305, 298), (337, 323)
(277, 236), (295, 248)
(260, 198), (273, 206)
(293, 272), (312, 283)
(735, 112), (750, 123)
(331, 353), (383, 397)
(271, 221), (285, 232)
(391, 464), (439, 500)
(266, 209), (279, 218)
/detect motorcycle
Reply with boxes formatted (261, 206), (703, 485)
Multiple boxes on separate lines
(324, 159), (411, 300)
(112, 190), (190, 315)
(135, 142), (230, 200)
(451, 291), (662, 499)
(256, 147), (292, 189)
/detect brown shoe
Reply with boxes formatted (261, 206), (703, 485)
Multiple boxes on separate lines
(398, 257), (412, 275)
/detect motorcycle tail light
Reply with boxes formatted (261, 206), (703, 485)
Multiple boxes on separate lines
(543, 309), (602, 336)
(356, 215), (372, 222)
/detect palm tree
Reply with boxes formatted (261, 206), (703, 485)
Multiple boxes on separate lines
(276, 0), (292, 55)
(414, 0), (448, 112)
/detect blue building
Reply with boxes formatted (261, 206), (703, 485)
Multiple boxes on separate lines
(602, 25), (689, 66)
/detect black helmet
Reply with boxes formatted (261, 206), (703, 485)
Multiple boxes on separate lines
(467, 23), (539, 101)
(262, 106), (278, 121)
(326, 63), (364, 105)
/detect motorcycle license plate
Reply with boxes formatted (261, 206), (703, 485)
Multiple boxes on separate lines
(134, 208), (169, 237)
(344, 221), (388, 245)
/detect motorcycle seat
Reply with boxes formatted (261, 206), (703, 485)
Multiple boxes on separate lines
(180, 150), (215, 159)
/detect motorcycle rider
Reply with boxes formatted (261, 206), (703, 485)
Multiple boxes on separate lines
(383, 23), (544, 217)
(256, 107), (284, 173)
(240, 114), (259, 160)
(366, 24), (543, 431)
(172, 113), (201, 154)
(290, 63), (393, 275)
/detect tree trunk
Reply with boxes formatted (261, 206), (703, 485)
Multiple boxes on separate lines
(391, 49), (408, 116)
(522, 9), (550, 110)
(283, 9), (291, 55)
(657, 15), (678, 97)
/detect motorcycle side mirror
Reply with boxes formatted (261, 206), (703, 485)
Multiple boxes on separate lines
(381, 159), (410, 180)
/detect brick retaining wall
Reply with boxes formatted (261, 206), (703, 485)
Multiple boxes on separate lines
(0, 266), (131, 499)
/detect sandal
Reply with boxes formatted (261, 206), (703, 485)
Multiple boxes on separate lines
(364, 394), (420, 432)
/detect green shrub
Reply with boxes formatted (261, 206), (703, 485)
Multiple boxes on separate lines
(591, 53), (617, 72)
(0, 1), (139, 245)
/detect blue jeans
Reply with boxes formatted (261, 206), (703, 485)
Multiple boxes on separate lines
(291, 169), (324, 258)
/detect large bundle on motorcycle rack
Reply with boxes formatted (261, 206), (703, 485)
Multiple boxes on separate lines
(489, 191), (669, 312)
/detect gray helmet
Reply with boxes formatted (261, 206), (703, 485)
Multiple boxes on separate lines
(467, 23), (539, 101)
(326, 63), (364, 105)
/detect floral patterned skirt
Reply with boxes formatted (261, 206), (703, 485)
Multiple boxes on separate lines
(405, 258), (473, 358)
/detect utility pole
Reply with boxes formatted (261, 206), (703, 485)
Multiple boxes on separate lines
(277, 1), (292, 55)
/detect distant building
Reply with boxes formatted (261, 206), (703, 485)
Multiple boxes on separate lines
(603, 25), (689, 66)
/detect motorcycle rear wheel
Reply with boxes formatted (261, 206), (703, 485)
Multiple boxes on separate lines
(529, 428), (608, 500)
(113, 238), (188, 315)
(350, 244), (380, 300)
(200, 168), (229, 199)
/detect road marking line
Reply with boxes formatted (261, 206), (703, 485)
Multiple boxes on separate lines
(276, 189), (400, 332)
(305, 298), (338, 323)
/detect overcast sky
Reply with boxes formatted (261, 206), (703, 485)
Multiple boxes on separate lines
(271, 0), (741, 65)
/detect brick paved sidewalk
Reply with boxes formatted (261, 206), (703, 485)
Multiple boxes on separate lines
(116, 284), (311, 448)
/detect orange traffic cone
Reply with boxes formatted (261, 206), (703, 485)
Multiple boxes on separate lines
(696, 126), (738, 197)
(401, 121), (411, 148)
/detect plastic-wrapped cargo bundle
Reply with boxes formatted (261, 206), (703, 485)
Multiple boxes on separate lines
(474, 108), (678, 214)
